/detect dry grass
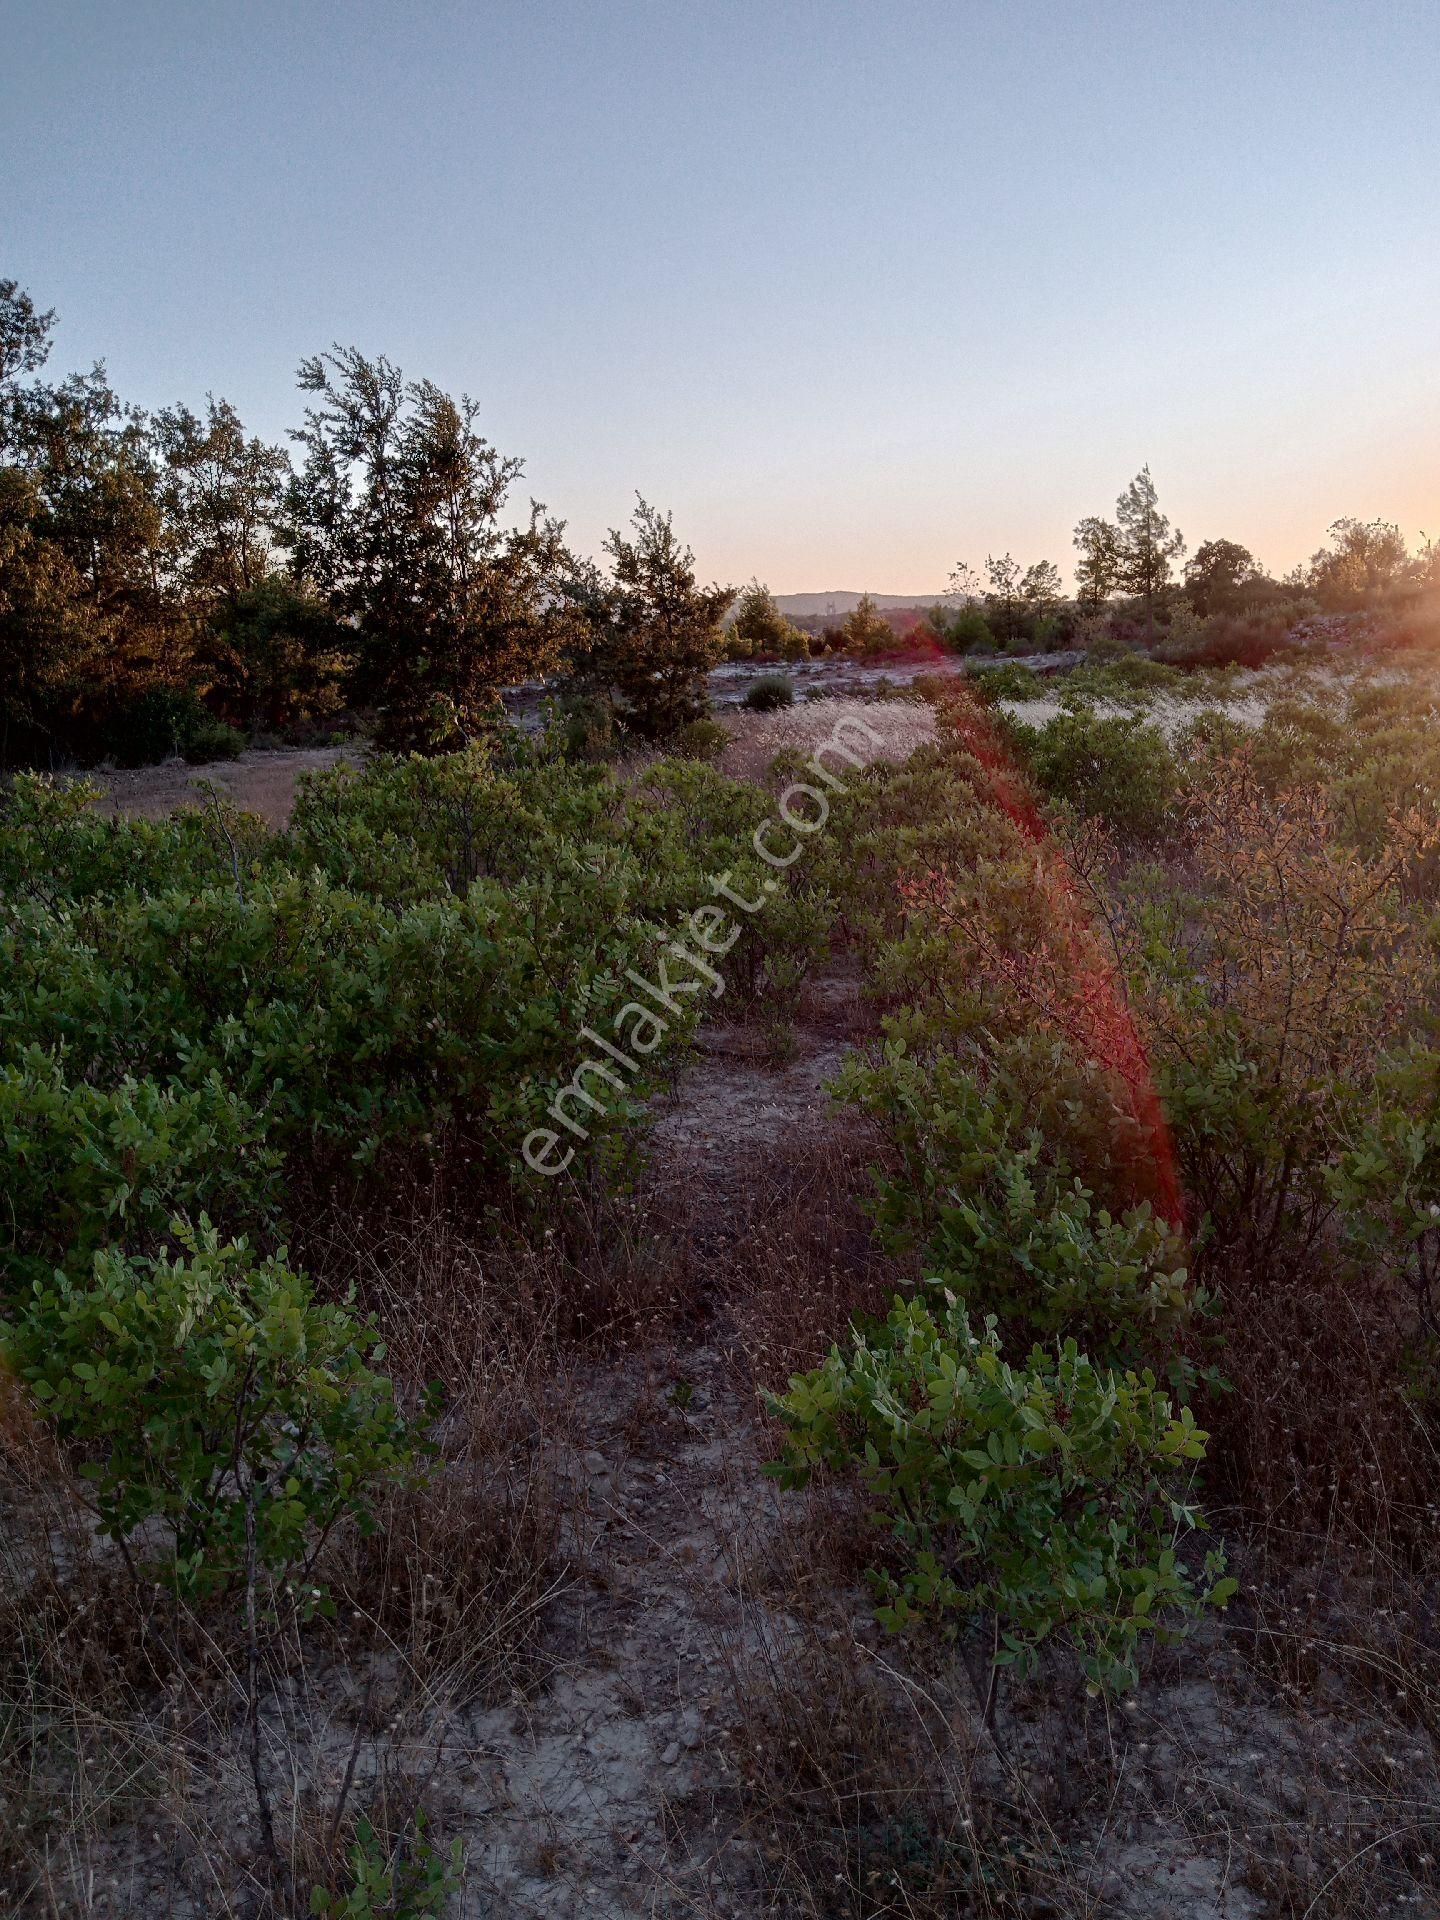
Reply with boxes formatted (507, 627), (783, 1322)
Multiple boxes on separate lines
(707, 1540), (1440, 1920)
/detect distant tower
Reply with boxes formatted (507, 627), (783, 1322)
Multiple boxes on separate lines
(825, 597), (836, 618)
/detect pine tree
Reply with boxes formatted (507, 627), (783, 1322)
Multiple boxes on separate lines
(1114, 467), (1185, 632)
(841, 592), (895, 659)
(569, 498), (731, 737)
(1072, 516), (1122, 609)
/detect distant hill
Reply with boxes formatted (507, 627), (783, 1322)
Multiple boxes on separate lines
(771, 591), (948, 617)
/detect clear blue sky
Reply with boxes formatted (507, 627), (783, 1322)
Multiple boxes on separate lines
(5, 0), (1437, 592)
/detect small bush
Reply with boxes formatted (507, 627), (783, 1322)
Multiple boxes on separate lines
(743, 672), (795, 711)
(1173, 706), (1250, 759)
(768, 1295), (1230, 1695)
(3, 1221), (424, 1595)
(96, 687), (221, 768)
(837, 1048), (1198, 1369)
(670, 714), (728, 760)
(310, 1812), (462, 1919)
(1157, 600), (1316, 670)
(968, 662), (1042, 705)
(944, 605), (995, 654)
(1061, 655), (1186, 704)
(555, 692), (616, 762)
(1005, 707), (1177, 839)
(183, 717), (247, 763)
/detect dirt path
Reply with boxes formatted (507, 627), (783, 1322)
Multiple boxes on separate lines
(89, 744), (361, 828)
(456, 976), (872, 1917)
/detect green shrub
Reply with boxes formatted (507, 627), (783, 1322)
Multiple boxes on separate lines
(836, 1048), (1199, 1369)
(310, 1813), (462, 1919)
(98, 688), (242, 769)
(968, 662), (1043, 705)
(3, 1221), (422, 1595)
(0, 865), (685, 1175)
(183, 717), (246, 763)
(1060, 656), (1186, 705)
(2, 748), (832, 1191)
(944, 605), (995, 654)
(1172, 707), (1250, 760)
(767, 1295), (1231, 1695)
(0, 1050), (280, 1298)
(0, 772), (270, 907)
(670, 714), (728, 760)
(555, 692), (616, 762)
(1004, 708), (1177, 839)
(742, 672), (795, 711)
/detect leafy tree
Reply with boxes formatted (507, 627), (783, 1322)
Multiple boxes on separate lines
(0, 278), (57, 397)
(205, 575), (350, 732)
(1184, 537), (1264, 615)
(944, 603), (996, 652)
(1, 284), (195, 761)
(569, 497), (731, 736)
(284, 347), (575, 751)
(947, 559), (983, 604)
(1021, 559), (1063, 619)
(1114, 466), (1185, 630)
(840, 590), (896, 659)
(729, 578), (807, 660)
(3, 352), (180, 748)
(1072, 515), (1122, 609)
(1414, 533), (1440, 595)
(154, 396), (290, 607)
(1306, 517), (1410, 606)
(983, 553), (1024, 643)
(0, 467), (96, 762)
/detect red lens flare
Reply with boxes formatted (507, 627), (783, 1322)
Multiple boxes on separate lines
(926, 680), (1184, 1230)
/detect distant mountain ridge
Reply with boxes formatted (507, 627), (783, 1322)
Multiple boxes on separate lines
(771, 590), (947, 617)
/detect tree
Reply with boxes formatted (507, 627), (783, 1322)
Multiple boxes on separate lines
(841, 591), (896, 660)
(730, 579), (807, 660)
(204, 576), (350, 732)
(1072, 516), (1121, 609)
(284, 346), (576, 750)
(983, 553), (1024, 643)
(0, 284), (163, 759)
(1021, 559), (1064, 619)
(1114, 467), (1185, 630)
(0, 278), (56, 394)
(4, 361), (181, 733)
(154, 397), (290, 608)
(569, 497), (731, 737)
(947, 560), (983, 604)
(1306, 518), (1409, 607)
(0, 467), (96, 762)
(1184, 538), (1263, 616)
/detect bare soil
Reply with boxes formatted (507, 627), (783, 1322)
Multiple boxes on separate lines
(88, 745), (361, 828)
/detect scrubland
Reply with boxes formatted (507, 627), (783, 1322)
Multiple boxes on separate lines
(4, 631), (1440, 1920)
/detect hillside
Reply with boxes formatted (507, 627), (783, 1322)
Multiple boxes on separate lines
(770, 590), (949, 616)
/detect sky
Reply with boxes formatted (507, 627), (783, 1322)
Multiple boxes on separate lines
(4, 0), (1438, 594)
